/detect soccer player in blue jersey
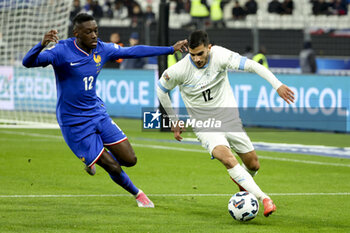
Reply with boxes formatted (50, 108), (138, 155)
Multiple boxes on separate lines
(22, 13), (188, 208)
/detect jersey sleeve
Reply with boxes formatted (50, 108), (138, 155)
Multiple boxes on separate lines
(244, 59), (283, 90)
(104, 42), (174, 61)
(22, 42), (57, 68)
(157, 65), (184, 122)
(215, 46), (247, 71)
(158, 65), (183, 93)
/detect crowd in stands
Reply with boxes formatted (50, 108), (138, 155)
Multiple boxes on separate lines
(232, 0), (257, 20)
(70, 0), (156, 27)
(70, 0), (350, 29)
(67, 0), (349, 72)
(231, 0), (349, 19)
(267, 0), (294, 15)
(311, 0), (348, 15)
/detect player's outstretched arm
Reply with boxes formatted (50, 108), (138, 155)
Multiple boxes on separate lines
(156, 85), (184, 141)
(277, 84), (295, 104)
(23, 29), (58, 68)
(244, 59), (294, 104)
(109, 39), (187, 60)
(41, 29), (59, 47)
(172, 124), (184, 142)
(172, 39), (188, 53)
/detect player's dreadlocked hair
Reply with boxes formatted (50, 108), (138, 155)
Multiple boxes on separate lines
(188, 30), (209, 49)
(73, 13), (95, 31)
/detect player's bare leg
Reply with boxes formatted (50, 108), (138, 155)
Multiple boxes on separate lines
(84, 136), (137, 177)
(211, 145), (245, 190)
(237, 150), (276, 216)
(96, 150), (122, 174)
(102, 140), (154, 208)
(237, 151), (260, 177)
(107, 139), (137, 167)
(212, 145), (276, 217)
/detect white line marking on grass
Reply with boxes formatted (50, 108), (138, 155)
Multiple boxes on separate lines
(182, 138), (350, 159)
(133, 143), (206, 153)
(0, 130), (62, 139)
(1, 131), (349, 167)
(0, 138), (59, 142)
(257, 155), (350, 167)
(132, 143), (350, 168)
(0, 194), (131, 198)
(0, 193), (349, 198)
(183, 137), (350, 150)
(268, 193), (350, 196)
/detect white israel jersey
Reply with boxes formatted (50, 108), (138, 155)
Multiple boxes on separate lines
(157, 45), (283, 151)
(159, 46), (242, 110)
(158, 46), (255, 124)
(158, 45), (283, 125)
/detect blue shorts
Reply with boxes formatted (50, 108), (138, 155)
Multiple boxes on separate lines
(60, 114), (127, 167)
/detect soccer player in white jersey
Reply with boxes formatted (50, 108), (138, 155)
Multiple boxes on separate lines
(157, 30), (295, 217)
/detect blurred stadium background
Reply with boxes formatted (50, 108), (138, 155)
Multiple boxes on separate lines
(1, 2), (350, 232)
(0, 0), (349, 132)
(80, 0), (350, 75)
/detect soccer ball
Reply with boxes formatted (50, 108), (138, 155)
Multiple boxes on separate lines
(228, 191), (259, 221)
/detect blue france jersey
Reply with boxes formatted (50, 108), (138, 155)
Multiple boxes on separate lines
(23, 38), (174, 125)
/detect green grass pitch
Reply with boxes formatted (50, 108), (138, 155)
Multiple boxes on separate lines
(0, 118), (350, 233)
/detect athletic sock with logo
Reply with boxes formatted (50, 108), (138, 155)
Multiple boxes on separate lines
(227, 164), (269, 201)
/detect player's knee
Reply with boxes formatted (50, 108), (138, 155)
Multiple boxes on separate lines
(132, 155), (137, 165)
(127, 156), (137, 167)
(221, 155), (238, 168)
(250, 163), (260, 171)
(246, 160), (260, 171)
(123, 154), (137, 167)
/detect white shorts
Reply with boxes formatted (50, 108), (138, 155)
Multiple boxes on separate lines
(196, 131), (254, 156)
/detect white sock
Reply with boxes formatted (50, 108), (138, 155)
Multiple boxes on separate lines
(242, 163), (258, 177)
(227, 164), (269, 201)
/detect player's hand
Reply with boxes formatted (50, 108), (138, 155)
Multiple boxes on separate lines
(172, 39), (188, 53)
(171, 123), (185, 141)
(41, 30), (59, 47)
(277, 84), (295, 104)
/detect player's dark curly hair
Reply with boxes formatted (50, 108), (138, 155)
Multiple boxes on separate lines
(73, 13), (95, 30)
(188, 30), (209, 49)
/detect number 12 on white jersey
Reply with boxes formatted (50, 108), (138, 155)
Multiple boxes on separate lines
(202, 89), (213, 102)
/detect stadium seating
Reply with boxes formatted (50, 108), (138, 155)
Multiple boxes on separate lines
(222, 0), (350, 30)
(90, 0), (350, 65)
(94, 0), (350, 30)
